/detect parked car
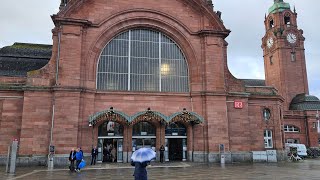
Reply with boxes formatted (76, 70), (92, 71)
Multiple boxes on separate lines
(285, 143), (307, 157)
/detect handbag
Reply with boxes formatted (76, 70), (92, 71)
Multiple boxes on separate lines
(78, 160), (86, 169)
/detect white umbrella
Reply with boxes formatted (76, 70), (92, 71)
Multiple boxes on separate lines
(131, 147), (156, 163)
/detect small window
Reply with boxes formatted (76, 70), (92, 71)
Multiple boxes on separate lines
(313, 122), (317, 129)
(286, 139), (299, 144)
(269, 19), (274, 29)
(263, 108), (271, 121)
(264, 130), (273, 148)
(291, 52), (296, 62)
(270, 56), (273, 65)
(284, 16), (291, 27)
(284, 125), (300, 132)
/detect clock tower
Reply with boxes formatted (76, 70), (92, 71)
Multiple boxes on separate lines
(262, 0), (309, 109)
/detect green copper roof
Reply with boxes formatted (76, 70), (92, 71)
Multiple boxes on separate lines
(268, 0), (290, 14)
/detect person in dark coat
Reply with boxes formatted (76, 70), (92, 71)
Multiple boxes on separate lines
(91, 146), (98, 165)
(159, 145), (165, 163)
(131, 161), (149, 180)
(69, 148), (76, 171)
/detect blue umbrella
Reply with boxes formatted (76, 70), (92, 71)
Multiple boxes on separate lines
(131, 147), (156, 163)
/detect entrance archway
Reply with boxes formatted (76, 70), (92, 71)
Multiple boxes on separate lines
(132, 122), (156, 151)
(98, 121), (124, 163)
(165, 122), (187, 161)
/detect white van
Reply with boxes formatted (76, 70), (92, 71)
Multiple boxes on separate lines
(285, 143), (307, 157)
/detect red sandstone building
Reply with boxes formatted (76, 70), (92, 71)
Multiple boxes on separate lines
(0, 0), (319, 165)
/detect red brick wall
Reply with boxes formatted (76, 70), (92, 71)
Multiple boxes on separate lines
(19, 92), (52, 155)
(0, 92), (23, 155)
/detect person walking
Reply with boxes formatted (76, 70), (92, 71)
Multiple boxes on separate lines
(131, 161), (149, 180)
(160, 145), (165, 163)
(75, 147), (83, 172)
(91, 146), (98, 165)
(68, 148), (76, 172)
(111, 147), (116, 162)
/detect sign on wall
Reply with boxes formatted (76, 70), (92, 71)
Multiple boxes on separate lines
(234, 101), (243, 109)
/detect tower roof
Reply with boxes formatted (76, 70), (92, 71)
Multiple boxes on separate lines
(268, 0), (290, 14)
(289, 93), (320, 110)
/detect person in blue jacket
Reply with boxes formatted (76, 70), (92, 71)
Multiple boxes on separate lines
(131, 161), (149, 180)
(75, 147), (83, 172)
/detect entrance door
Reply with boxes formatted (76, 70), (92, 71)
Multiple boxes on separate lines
(168, 139), (183, 161)
(98, 138), (123, 163)
(102, 139), (115, 162)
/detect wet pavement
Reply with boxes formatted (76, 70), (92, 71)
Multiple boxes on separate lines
(1, 159), (320, 180)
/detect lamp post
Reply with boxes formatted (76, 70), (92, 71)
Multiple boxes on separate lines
(316, 110), (319, 133)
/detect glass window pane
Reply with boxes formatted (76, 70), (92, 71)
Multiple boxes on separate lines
(132, 122), (156, 136)
(97, 29), (189, 92)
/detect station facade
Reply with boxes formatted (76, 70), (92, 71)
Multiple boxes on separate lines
(0, 0), (319, 165)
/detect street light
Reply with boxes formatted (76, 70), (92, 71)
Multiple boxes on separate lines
(316, 110), (319, 133)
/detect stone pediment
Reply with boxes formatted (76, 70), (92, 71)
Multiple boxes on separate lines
(54, 0), (228, 33)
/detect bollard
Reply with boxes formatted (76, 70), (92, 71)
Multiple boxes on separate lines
(220, 154), (225, 164)
(6, 146), (10, 173)
(9, 140), (18, 174)
(47, 145), (55, 169)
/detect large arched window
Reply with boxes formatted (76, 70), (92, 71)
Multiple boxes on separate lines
(97, 29), (189, 92)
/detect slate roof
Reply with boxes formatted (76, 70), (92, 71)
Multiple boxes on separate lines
(0, 43), (52, 77)
(241, 79), (266, 86)
(289, 93), (320, 110)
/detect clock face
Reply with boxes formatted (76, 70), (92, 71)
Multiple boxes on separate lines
(267, 37), (274, 48)
(287, 33), (297, 44)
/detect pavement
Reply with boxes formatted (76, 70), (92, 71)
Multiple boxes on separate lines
(1, 159), (320, 180)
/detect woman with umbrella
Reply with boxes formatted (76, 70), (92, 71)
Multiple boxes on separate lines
(131, 148), (156, 180)
(131, 161), (149, 180)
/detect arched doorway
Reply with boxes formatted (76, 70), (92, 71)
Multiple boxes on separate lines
(98, 121), (124, 163)
(165, 122), (187, 161)
(132, 122), (156, 151)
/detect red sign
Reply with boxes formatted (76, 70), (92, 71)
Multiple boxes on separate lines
(234, 101), (243, 109)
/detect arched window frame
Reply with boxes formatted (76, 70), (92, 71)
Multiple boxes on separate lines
(132, 121), (156, 136)
(284, 13), (291, 27)
(96, 29), (190, 93)
(98, 121), (124, 136)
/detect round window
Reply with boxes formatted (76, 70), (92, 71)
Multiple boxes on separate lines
(263, 108), (271, 121)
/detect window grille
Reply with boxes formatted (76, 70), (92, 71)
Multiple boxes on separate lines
(284, 125), (300, 132)
(97, 29), (189, 92)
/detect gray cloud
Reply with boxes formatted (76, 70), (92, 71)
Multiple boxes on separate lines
(0, 0), (319, 98)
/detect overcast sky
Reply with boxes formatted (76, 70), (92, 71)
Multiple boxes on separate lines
(0, 0), (319, 98)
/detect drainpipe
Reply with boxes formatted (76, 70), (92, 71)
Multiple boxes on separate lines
(48, 25), (61, 169)
(55, 26), (61, 86)
(305, 115), (309, 147)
